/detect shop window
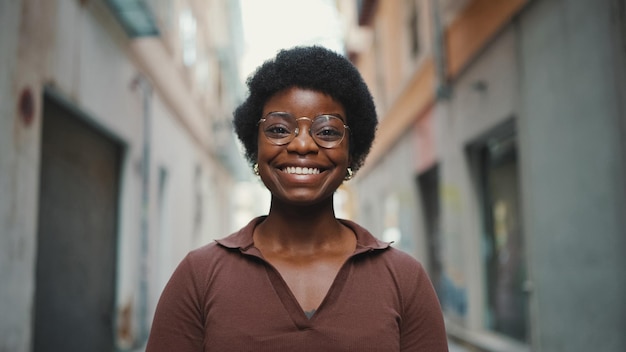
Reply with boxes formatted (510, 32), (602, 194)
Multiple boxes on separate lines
(466, 119), (528, 342)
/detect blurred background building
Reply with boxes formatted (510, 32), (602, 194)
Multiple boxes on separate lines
(341, 0), (626, 351)
(1, 0), (250, 350)
(0, 0), (624, 351)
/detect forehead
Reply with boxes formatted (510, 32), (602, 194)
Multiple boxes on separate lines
(263, 87), (345, 115)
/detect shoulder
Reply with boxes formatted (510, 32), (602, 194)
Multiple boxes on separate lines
(184, 216), (262, 267)
(168, 242), (228, 288)
(343, 218), (427, 275)
(382, 246), (425, 270)
(377, 246), (431, 285)
(185, 241), (226, 265)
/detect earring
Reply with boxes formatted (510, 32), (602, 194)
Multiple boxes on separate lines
(253, 163), (259, 176)
(344, 167), (354, 181)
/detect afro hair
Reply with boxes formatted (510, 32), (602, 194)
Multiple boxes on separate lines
(233, 45), (377, 173)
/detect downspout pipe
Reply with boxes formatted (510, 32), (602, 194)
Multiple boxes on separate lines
(132, 74), (152, 347)
(430, 0), (451, 101)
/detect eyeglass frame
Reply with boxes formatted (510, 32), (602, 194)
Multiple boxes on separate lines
(257, 111), (350, 149)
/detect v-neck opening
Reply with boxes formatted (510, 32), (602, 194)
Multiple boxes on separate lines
(216, 217), (391, 329)
(263, 257), (353, 328)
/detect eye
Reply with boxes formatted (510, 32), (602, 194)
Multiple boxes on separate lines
(265, 124), (292, 138)
(312, 115), (345, 141)
(314, 126), (343, 141)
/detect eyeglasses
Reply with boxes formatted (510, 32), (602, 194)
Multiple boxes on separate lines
(258, 112), (350, 149)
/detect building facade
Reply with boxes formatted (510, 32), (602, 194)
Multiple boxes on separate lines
(341, 0), (626, 351)
(0, 0), (247, 351)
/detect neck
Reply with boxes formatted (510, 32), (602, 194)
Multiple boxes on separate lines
(255, 197), (347, 252)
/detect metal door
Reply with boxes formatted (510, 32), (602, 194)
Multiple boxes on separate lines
(33, 94), (121, 351)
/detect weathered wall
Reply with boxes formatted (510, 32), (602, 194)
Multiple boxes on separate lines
(0, 0), (55, 350)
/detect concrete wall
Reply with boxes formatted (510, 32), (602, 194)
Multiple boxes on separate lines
(518, 0), (626, 350)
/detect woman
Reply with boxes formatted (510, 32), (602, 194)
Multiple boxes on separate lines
(146, 46), (448, 351)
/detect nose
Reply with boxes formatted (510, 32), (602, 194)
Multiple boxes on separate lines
(287, 120), (318, 154)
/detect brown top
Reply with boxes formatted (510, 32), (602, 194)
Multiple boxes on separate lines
(146, 217), (448, 352)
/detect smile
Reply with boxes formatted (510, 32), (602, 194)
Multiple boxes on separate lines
(282, 166), (321, 175)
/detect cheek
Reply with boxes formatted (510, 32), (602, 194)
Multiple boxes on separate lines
(256, 130), (271, 157)
(256, 139), (282, 162)
(331, 146), (351, 167)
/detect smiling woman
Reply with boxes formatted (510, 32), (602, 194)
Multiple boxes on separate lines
(146, 46), (449, 352)
(255, 87), (350, 207)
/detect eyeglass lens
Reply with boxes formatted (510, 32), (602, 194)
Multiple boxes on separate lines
(261, 112), (348, 148)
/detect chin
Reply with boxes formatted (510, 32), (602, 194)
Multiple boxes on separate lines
(274, 191), (335, 207)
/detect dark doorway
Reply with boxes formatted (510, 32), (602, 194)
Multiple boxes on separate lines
(416, 165), (443, 300)
(34, 93), (122, 351)
(467, 119), (527, 342)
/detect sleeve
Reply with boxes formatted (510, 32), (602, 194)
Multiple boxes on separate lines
(399, 258), (449, 352)
(145, 254), (205, 352)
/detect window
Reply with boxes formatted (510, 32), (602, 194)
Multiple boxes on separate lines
(467, 119), (528, 342)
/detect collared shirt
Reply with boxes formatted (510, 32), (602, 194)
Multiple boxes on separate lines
(146, 217), (448, 352)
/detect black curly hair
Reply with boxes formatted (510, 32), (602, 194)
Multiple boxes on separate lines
(233, 45), (377, 173)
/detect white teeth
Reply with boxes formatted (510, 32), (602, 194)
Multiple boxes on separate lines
(283, 166), (321, 175)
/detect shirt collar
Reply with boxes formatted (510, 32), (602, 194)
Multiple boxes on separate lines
(215, 216), (390, 256)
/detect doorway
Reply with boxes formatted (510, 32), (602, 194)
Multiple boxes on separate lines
(467, 119), (528, 342)
(416, 165), (443, 299)
(33, 93), (122, 351)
